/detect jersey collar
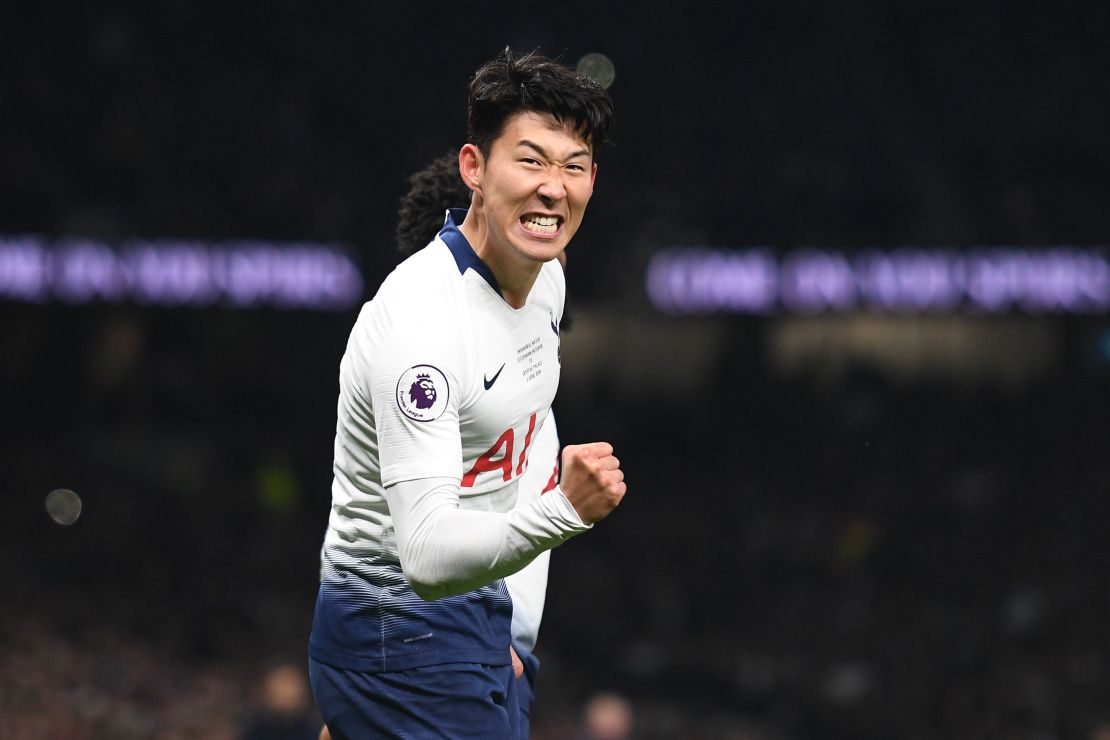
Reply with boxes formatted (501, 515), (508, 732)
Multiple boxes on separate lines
(438, 208), (502, 297)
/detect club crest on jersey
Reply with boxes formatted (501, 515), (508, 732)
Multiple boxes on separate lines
(396, 364), (449, 422)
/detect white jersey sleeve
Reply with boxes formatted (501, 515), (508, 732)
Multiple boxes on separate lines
(356, 263), (468, 486)
(384, 476), (585, 601)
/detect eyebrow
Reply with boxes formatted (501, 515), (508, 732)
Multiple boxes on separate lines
(517, 139), (591, 161)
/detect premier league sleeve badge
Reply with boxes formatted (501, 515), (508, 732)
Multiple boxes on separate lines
(395, 364), (450, 422)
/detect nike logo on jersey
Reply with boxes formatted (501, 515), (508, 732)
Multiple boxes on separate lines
(483, 364), (506, 390)
(550, 312), (559, 336)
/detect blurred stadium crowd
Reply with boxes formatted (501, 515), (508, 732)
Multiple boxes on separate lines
(3, 2), (1110, 738)
(3, 304), (1109, 738)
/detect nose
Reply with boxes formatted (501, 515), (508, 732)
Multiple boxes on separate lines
(536, 167), (567, 204)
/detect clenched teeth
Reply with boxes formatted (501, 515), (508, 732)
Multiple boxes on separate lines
(521, 215), (560, 234)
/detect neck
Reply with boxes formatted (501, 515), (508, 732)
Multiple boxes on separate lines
(458, 206), (542, 310)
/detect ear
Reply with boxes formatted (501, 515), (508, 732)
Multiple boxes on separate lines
(459, 144), (484, 193)
(590, 162), (598, 188)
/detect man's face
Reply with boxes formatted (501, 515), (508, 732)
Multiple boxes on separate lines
(475, 111), (597, 266)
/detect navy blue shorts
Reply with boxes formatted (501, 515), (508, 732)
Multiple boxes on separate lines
(310, 650), (540, 739)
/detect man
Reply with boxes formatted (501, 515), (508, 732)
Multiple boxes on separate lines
(309, 49), (623, 738)
(394, 149), (567, 738)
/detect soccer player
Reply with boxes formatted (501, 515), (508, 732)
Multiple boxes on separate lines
(319, 152), (560, 740)
(396, 149), (562, 735)
(308, 49), (622, 739)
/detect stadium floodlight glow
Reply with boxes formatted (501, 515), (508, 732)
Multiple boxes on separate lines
(0, 235), (365, 311)
(646, 246), (1110, 315)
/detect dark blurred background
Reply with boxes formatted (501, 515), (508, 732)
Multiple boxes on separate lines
(3, 2), (1110, 738)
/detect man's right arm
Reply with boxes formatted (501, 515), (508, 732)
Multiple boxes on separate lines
(384, 442), (626, 601)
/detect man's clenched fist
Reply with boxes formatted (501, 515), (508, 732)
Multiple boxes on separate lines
(559, 442), (626, 524)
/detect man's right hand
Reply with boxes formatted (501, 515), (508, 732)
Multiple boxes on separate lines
(559, 442), (627, 524)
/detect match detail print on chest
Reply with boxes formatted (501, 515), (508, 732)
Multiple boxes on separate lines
(511, 310), (561, 392)
(476, 308), (560, 400)
(475, 329), (556, 405)
(516, 335), (546, 384)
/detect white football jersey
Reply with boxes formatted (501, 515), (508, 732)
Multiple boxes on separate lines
(310, 209), (564, 671)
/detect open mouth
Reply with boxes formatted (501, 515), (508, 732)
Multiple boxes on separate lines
(520, 214), (562, 235)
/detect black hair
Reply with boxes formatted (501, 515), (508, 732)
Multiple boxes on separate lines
(395, 152), (469, 255)
(467, 48), (614, 157)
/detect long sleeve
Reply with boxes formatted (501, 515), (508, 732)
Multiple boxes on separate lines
(384, 477), (590, 600)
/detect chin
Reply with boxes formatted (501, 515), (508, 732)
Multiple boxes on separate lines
(521, 241), (567, 264)
(510, 235), (566, 263)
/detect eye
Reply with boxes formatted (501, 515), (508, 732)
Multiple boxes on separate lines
(565, 163), (586, 172)
(520, 158), (542, 167)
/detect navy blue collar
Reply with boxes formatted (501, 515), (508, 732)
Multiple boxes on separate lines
(438, 208), (501, 296)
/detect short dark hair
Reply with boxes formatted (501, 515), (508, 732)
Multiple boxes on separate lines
(467, 48), (614, 157)
(396, 152), (470, 254)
